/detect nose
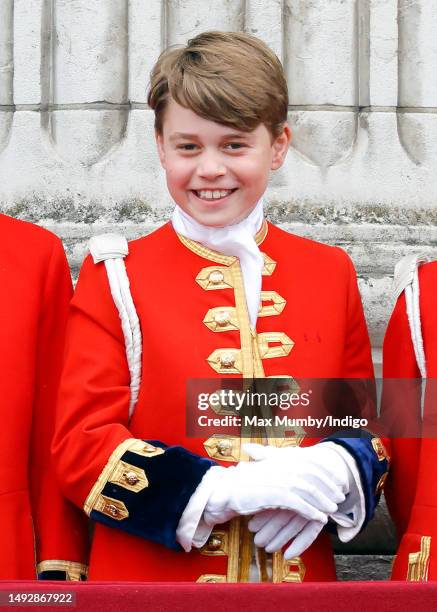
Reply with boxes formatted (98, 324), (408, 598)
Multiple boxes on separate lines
(196, 150), (226, 179)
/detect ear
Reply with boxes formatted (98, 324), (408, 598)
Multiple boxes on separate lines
(155, 131), (166, 168)
(271, 124), (292, 171)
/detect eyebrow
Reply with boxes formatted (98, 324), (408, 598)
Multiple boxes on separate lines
(169, 132), (249, 141)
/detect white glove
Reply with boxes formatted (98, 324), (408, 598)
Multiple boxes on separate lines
(203, 444), (347, 527)
(248, 509), (325, 559)
(246, 442), (364, 557)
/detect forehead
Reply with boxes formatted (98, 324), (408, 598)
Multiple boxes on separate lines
(162, 98), (246, 137)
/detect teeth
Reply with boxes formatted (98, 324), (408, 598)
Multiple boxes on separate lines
(197, 189), (233, 200)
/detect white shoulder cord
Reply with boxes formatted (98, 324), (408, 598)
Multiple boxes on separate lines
(89, 234), (142, 420)
(392, 254), (429, 380)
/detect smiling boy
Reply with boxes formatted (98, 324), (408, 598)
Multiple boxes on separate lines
(52, 31), (389, 582)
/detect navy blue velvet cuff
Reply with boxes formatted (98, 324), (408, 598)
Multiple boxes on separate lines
(38, 570), (87, 581)
(38, 571), (67, 581)
(320, 430), (389, 531)
(90, 440), (217, 550)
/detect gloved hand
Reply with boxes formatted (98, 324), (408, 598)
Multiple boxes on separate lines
(248, 509), (325, 559)
(244, 442), (357, 557)
(203, 442), (347, 527)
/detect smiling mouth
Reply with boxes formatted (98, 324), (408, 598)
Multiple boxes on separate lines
(192, 188), (237, 202)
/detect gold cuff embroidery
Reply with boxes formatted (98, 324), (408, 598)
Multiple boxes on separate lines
(257, 332), (294, 360)
(407, 536), (431, 581)
(204, 435), (241, 462)
(108, 460), (148, 492)
(203, 307), (239, 332)
(37, 560), (88, 581)
(375, 472), (388, 495)
(258, 291), (286, 317)
(371, 437), (390, 462)
(129, 440), (165, 459)
(94, 495), (129, 521)
(84, 439), (163, 515)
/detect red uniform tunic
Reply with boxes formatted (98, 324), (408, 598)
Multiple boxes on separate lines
(383, 261), (437, 580)
(53, 221), (381, 582)
(0, 214), (88, 579)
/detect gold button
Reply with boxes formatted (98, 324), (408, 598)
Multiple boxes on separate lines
(207, 535), (223, 551)
(123, 471), (139, 486)
(214, 310), (231, 326)
(209, 270), (224, 284)
(217, 439), (233, 456)
(220, 352), (235, 368)
(105, 504), (120, 518)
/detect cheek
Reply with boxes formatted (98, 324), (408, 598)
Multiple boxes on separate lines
(165, 159), (193, 187)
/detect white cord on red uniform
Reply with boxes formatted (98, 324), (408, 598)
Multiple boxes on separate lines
(393, 254), (428, 380)
(89, 234), (142, 420)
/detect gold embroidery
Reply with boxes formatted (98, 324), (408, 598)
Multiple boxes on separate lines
(204, 435), (241, 462)
(178, 235), (236, 265)
(196, 574), (227, 583)
(207, 348), (242, 374)
(238, 517), (252, 582)
(200, 530), (229, 556)
(178, 220), (268, 264)
(84, 439), (163, 515)
(129, 440), (165, 458)
(94, 495), (129, 521)
(273, 552), (306, 583)
(407, 536), (431, 581)
(375, 472), (388, 495)
(258, 291), (286, 317)
(203, 307), (239, 332)
(371, 437), (390, 462)
(196, 266), (234, 290)
(36, 560), (88, 581)
(84, 438), (139, 515)
(262, 253), (277, 276)
(257, 332), (294, 360)
(109, 460), (148, 493)
(227, 518), (242, 583)
(228, 261), (255, 379)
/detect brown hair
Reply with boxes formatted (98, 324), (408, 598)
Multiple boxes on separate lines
(148, 31), (288, 137)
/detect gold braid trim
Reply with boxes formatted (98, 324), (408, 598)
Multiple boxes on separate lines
(37, 560), (88, 581)
(83, 438), (146, 515)
(407, 536), (431, 581)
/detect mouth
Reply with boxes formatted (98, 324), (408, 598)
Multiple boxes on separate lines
(191, 188), (238, 203)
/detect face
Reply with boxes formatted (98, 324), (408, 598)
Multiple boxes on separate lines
(156, 98), (291, 227)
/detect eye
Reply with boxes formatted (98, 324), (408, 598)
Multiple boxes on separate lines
(225, 142), (245, 150)
(176, 143), (199, 151)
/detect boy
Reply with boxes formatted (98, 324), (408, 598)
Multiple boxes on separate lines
(52, 31), (389, 582)
(0, 213), (88, 579)
(383, 257), (437, 580)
